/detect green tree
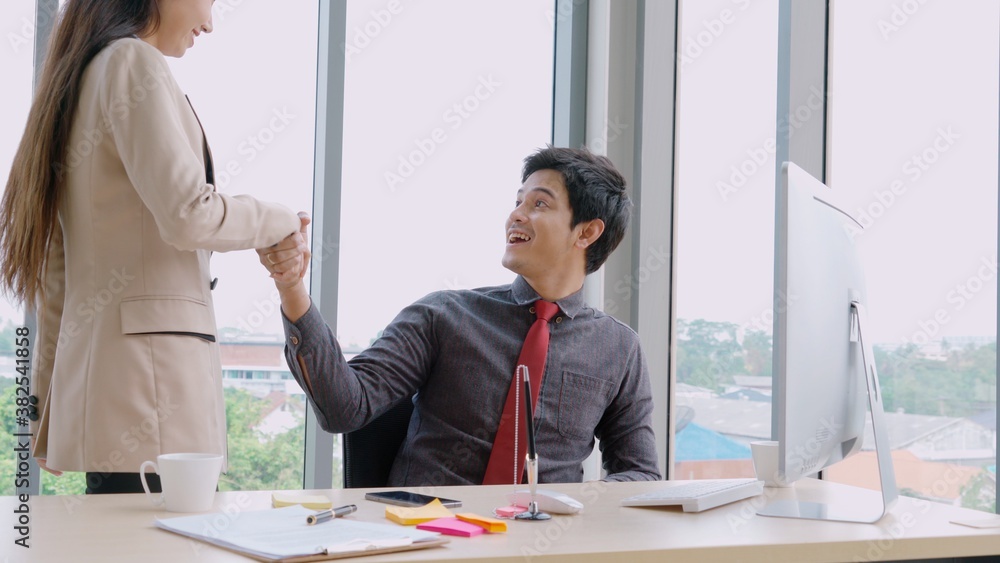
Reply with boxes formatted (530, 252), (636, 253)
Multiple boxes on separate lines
(878, 342), (996, 417)
(41, 470), (86, 495)
(0, 321), (17, 354)
(219, 387), (305, 491)
(1, 384), (318, 495)
(675, 319), (744, 392)
(742, 330), (772, 378)
(0, 383), (22, 496)
(959, 471), (996, 513)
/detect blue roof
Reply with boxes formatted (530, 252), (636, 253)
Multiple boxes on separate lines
(675, 422), (752, 461)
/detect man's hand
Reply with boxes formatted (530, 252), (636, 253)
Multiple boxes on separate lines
(256, 213), (312, 321)
(257, 213), (311, 289)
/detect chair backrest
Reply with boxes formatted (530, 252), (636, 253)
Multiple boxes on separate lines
(342, 397), (415, 488)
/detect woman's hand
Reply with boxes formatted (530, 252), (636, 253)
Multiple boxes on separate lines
(257, 213), (311, 289)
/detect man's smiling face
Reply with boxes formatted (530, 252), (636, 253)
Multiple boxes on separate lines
(502, 169), (584, 281)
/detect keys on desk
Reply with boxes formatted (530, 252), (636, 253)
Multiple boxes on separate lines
(620, 478), (764, 513)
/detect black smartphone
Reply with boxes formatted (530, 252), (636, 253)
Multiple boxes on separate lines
(364, 490), (462, 508)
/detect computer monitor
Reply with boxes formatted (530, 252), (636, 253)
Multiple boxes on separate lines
(757, 162), (898, 523)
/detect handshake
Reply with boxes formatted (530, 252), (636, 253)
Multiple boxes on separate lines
(256, 211), (311, 291)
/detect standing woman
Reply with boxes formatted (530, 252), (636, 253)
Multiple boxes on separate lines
(0, 0), (306, 493)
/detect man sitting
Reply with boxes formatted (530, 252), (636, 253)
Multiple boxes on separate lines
(260, 147), (660, 486)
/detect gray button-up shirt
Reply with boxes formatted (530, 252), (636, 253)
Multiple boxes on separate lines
(282, 276), (660, 486)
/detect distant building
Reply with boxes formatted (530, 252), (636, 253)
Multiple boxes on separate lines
(219, 336), (300, 397)
(825, 451), (987, 505)
(730, 375), (772, 392)
(676, 394), (996, 504)
(255, 391), (306, 438)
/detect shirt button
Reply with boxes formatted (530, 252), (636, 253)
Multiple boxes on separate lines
(290, 336), (299, 346)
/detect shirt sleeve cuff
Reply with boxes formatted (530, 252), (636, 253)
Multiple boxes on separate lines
(282, 299), (319, 352)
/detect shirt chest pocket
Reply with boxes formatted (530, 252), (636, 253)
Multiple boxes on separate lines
(557, 371), (615, 440)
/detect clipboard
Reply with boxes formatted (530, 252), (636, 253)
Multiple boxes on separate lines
(218, 536), (449, 562)
(154, 505), (449, 562)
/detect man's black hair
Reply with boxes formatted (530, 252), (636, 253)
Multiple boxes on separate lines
(521, 146), (632, 274)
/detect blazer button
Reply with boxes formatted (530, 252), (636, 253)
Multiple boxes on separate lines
(210, 277), (219, 290)
(290, 336), (299, 346)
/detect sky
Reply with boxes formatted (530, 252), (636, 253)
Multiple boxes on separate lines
(674, 0), (998, 346)
(1, 0), (997, 349)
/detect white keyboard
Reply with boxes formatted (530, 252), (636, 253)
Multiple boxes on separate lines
(620, 479), (764, 513)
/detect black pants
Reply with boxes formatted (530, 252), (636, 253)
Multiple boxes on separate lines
(85, 472), (161, 495)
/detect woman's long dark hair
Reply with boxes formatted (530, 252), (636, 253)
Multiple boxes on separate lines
(0, 0), (160, 306)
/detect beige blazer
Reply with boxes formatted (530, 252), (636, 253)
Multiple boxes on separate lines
(30, 38), (300, 473)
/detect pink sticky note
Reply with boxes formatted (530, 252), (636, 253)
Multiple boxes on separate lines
(416, 517), (486, 537)
(494, 505), (527, 518)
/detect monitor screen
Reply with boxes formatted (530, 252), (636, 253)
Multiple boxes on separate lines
(761, 162), (897, 523)
(772, 161), (867, 484)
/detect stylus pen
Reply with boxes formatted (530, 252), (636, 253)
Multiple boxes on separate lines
(306, 504), (357, 525)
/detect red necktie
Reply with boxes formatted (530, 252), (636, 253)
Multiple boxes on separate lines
(483, 299), (559, 485)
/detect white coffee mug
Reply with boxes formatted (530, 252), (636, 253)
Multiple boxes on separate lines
(750, 440), (792, 487)
(139, 453), (222, 512)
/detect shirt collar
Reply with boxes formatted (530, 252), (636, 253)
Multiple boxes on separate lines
(511, 275), (586, 320)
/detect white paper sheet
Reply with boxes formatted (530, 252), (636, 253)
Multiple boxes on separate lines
(155, 505), (440, 559)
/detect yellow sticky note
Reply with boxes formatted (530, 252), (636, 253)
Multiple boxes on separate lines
(385, 498), (455, 525)
(270, 493), (333, 510)
(456, 512), (508, 533)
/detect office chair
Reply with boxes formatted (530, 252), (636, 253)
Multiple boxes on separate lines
(342, 396), (414, 488)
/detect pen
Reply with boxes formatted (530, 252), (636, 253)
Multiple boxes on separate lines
(306, 504), (357, 525)
(519, 369), (548, 520)
(522, 369), (537, 462)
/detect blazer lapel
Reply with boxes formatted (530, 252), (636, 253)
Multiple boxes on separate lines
(185, 95), (215, 186)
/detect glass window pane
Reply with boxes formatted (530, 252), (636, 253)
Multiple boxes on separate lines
(1, 3), (317, 495)
(165, 3), (318, 492)
(0, 1), (41, 496)
(827, 0), (997, 511)
(338, 0), (554, 486)
(672, 0), (780, 479)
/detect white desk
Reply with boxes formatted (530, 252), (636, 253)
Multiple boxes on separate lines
(2, 479), (998, 562)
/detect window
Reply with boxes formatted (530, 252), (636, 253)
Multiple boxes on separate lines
(825, 0), (998, 511)
(337, 0), (555, 484)
(165, 2), (320, 491)
(9, 3), (319, 494)
(0, 1), (46, 495)
(672, 1), (998, 514)
(672, 0), (780, 479)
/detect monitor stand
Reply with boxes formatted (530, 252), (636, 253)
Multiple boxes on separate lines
(757, 299), (899, 523)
